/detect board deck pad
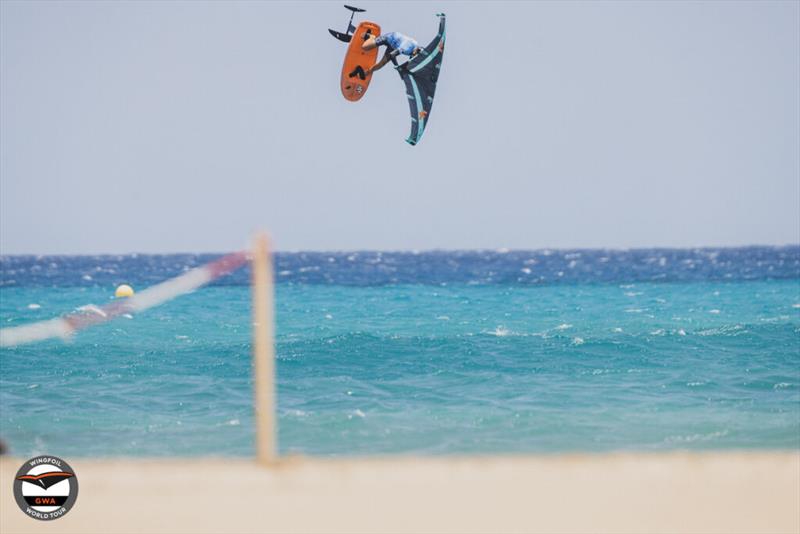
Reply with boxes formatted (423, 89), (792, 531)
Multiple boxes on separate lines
(340, 21), (381, 102)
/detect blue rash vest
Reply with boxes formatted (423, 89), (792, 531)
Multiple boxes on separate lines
(375, 32), (419, 56)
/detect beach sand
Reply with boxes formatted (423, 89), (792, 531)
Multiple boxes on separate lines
(1, 452), (798, 534)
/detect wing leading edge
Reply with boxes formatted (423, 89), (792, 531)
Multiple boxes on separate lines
(397, 14), (446, 146)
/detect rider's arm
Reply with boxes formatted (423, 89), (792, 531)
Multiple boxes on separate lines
(367, 48), (397, 74)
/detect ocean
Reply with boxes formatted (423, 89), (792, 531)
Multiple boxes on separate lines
(1, 247), (798, 457)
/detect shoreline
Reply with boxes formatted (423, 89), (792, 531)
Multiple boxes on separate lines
(2, 450), (798, 534)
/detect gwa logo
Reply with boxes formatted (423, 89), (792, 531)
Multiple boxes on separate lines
(13, 455), (79, 521)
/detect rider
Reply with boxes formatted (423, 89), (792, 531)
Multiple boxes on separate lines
(349, 31), (422, 79)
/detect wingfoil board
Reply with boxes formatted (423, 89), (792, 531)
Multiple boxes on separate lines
(341, 21), (381, 102)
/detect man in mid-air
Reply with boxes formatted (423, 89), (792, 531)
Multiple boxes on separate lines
(349, 31), (421, 79)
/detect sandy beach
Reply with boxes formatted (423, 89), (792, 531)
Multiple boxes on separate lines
(1, 451), (798, 534)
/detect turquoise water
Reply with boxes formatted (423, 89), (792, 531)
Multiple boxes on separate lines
(1, 250), (799, 457)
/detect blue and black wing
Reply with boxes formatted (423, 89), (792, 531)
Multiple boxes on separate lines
(397, 14), (446, 146)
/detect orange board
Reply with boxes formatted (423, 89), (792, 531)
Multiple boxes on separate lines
(340, 21), (381, 102)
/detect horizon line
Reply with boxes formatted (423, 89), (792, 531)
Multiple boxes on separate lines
(1, 242), (799, 258)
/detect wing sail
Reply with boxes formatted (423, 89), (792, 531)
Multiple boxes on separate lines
(397, 14), (446, 146)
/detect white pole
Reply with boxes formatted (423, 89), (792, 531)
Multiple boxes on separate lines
(252, 233), (276, 464)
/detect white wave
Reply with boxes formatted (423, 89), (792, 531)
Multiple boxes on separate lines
(760, 315), (791, 323)
(490, 326), (511, 337)
(664, 430), (728, 443)
(697, 325), (745, 336)
(27, 303), (41, 310)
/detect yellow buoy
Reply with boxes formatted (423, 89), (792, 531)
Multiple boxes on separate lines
(115, 284), (134, 298)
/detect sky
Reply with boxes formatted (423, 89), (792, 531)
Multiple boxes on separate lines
(1, 1), (798, 254)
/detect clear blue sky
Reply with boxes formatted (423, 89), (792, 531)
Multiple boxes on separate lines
(1, 1), (798, 254)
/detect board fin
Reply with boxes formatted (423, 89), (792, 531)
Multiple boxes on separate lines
(329, 5), (366, 42)
(329, 29), (352, 43)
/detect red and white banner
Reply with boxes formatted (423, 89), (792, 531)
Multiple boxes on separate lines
(0, 251), (249, 347)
